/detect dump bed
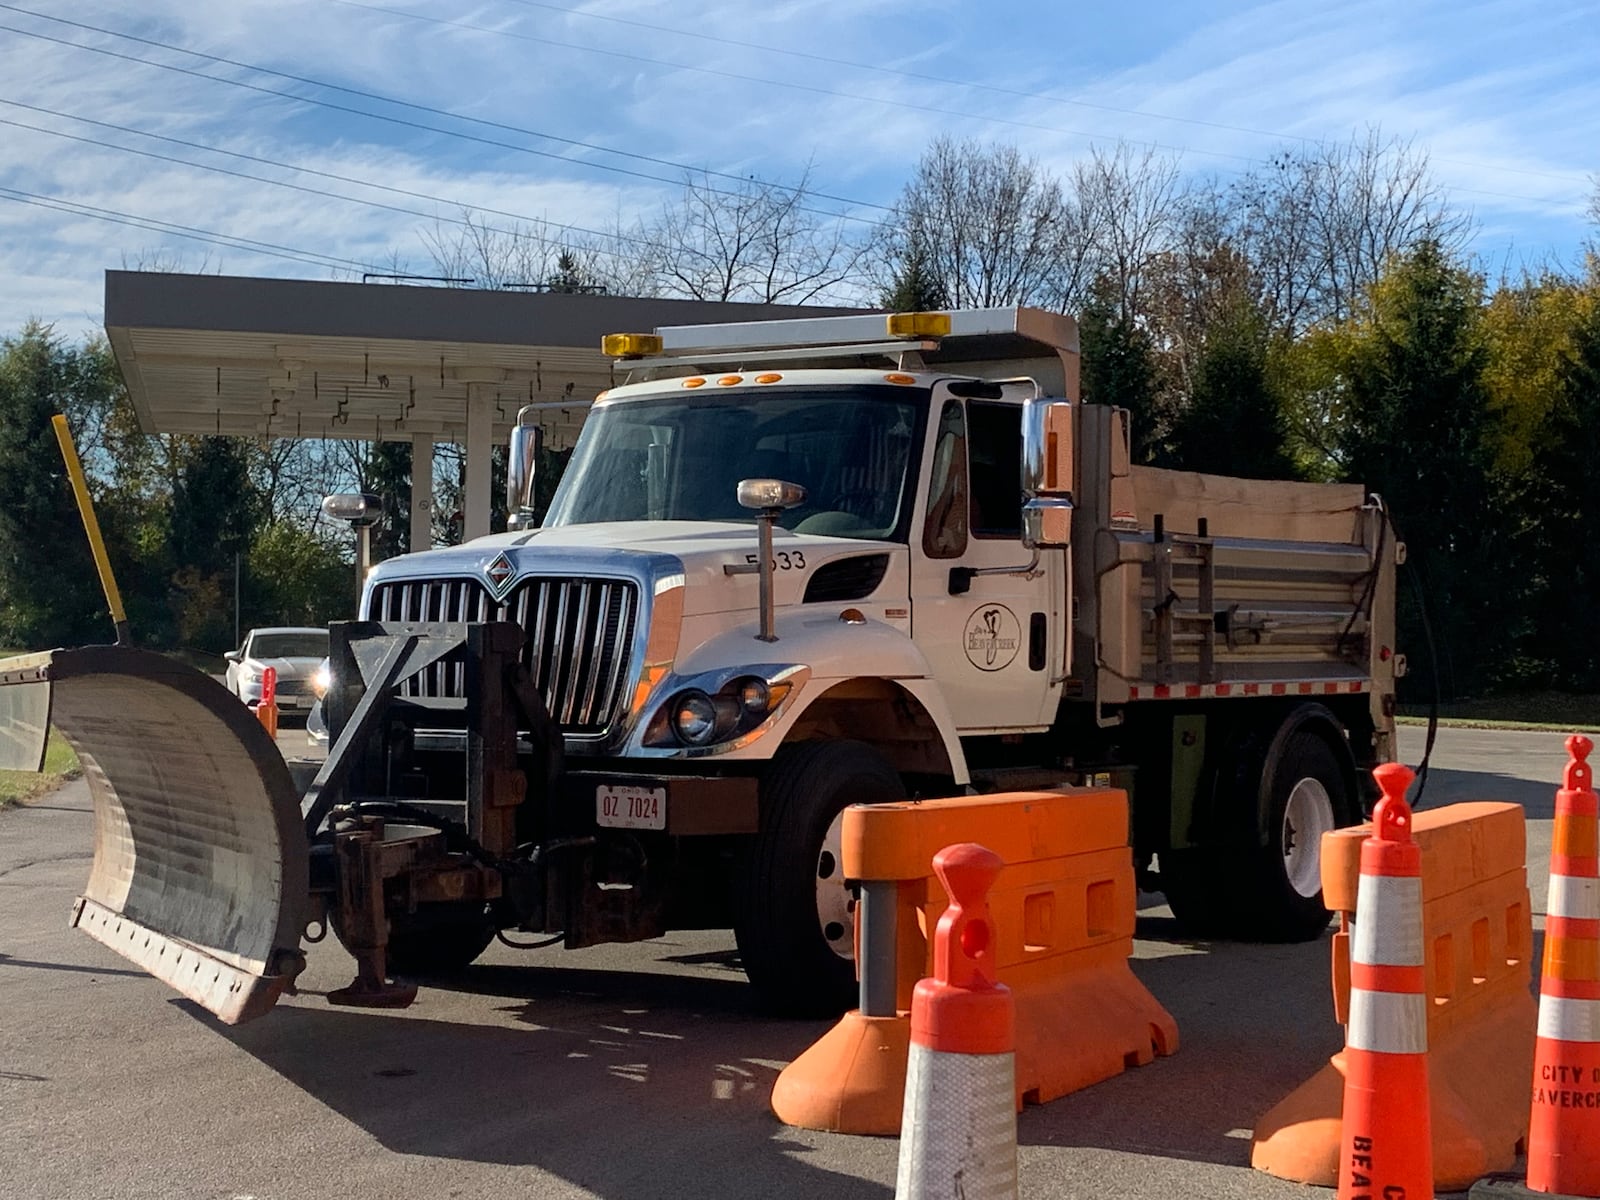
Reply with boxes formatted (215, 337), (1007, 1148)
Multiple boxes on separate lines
(1073, 408), (1396, 734)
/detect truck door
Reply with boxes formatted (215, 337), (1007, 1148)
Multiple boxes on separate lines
(910, 392), (1062, 731)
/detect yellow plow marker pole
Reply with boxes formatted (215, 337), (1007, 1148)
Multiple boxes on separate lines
(50, 413), (130, 645)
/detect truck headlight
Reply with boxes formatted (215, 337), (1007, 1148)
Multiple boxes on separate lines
(648, 675), (795, 749)
(737, 678), (770, 716)
(671, 690), (718, 745)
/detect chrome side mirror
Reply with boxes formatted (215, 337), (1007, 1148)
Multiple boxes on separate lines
(1021, 398), (1074, 498)
(1021, 398), (1073, 550)
(507, 406), (542, 531)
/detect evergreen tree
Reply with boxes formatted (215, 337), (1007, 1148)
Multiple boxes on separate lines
(1078, 283), (1163, 463)
(0, 324), (117, 647)
(546, 248), (599, 294)
(881, 238), (949, 311)
(365, 440), (412, 561)
(1336, 240), (1504, 697)
(169, 437), (263, 650)
(1168, 298), (1295, 479)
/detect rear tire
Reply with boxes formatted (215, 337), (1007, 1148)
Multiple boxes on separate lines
(1164, 726), (1355, 942)
(735, 740), (905, 1017)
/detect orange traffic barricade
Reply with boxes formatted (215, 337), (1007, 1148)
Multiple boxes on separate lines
(1254, 777), (1535, 1192)
(772, 786), (1177, 1135)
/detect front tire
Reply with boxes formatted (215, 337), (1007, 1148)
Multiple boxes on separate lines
(735, 740), (905, 1017)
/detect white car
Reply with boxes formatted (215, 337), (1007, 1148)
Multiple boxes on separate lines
(223, 627), (329, 713)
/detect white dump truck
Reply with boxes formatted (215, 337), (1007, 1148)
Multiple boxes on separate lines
(0, 307), (1398, 1022)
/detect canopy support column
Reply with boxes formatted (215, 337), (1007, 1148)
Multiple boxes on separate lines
(409, 433), (433, 552)
(464, 386), (495, 542)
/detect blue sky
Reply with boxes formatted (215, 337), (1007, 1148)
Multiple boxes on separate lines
(1, 0), (1595, 339)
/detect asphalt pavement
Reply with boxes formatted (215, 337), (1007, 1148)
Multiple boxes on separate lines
(0, 726), (1575, 1200)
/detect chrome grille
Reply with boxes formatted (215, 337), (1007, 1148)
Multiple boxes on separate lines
(368, 575), (639, 735)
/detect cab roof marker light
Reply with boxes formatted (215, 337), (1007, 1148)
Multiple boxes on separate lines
(718, 375), (743, 386)
(755, 373), (783, 384)
(885, 373), (917, 385)
(682, 377), (707, 388)
(886, 311), (951, 339)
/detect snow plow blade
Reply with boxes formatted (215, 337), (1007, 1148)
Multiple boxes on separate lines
(0, 647), (309, 1023)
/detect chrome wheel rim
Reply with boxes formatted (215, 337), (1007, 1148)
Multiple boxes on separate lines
(816, 808), (854, 962)
(1283, 777), (1336, 899)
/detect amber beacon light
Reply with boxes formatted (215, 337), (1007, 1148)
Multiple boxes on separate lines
(602, 332), (663, 358)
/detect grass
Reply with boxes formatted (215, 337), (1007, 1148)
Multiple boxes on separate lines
(0, 730), (80, 808)
(0, 646), (82, 807)
(1397, 691), (1600, 733)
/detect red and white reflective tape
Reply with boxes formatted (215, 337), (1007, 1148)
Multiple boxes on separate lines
(1353, 877), (1425, 965)
(1349, 899), (1427, 1054)
(1548, 874), (1600, 921)
(1538, 996), (1600, 1043)
(1125, 679), (1371, 701)
(1348, 988), (1428, 1054)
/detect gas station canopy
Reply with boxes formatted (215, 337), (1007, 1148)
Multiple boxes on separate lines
(104, 270), (866, 542)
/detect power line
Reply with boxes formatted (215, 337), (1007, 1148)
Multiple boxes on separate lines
(0, 186), (381, 274)
(493, 0), (1594, 189)
(3, 2), (1579, 222)
(0, 3), (891, 220)
(0, 101), (665, 264)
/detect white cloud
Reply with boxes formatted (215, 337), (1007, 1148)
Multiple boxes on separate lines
(0, 0), (1596, 334)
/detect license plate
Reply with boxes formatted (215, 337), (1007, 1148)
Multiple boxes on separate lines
(596, 785), (666, 831)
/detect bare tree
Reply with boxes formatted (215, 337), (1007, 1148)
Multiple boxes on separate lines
(635, 167), (865, 305)
(421, 211), (570, 290)
(1072, 143), (1187, 322)
(880, 137), (1093, 311)
(1139, 186), (1261, 397)
(1229, 128), (1473, 333)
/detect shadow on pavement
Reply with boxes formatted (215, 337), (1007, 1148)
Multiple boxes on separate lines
(1017, 933), (1340, 1168)
(197, 916), (1348, 1185)
(195, 963), (892, 1200)
(0, 951), (149, 979)
(1416, 766), (1556, 818)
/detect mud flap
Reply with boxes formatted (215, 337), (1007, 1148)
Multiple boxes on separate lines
(0, 648), (309, 1023)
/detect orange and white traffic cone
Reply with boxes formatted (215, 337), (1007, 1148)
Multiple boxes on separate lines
(1526, 735), (1600, 1195)
(1339, 761), (1433, 1200)
(1471, 736), (1600, 1200)
(894, 842), (1017, 1200)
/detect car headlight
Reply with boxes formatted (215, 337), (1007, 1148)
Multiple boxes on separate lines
(311, 662), (331, 699)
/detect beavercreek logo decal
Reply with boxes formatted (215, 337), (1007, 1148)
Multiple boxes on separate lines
(483, 552), (516, 597)
(963, 603), (1022, 671)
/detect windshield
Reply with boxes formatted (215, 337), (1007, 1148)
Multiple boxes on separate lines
(250, 632), (328, 659)
(545, 386), (926, 541)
